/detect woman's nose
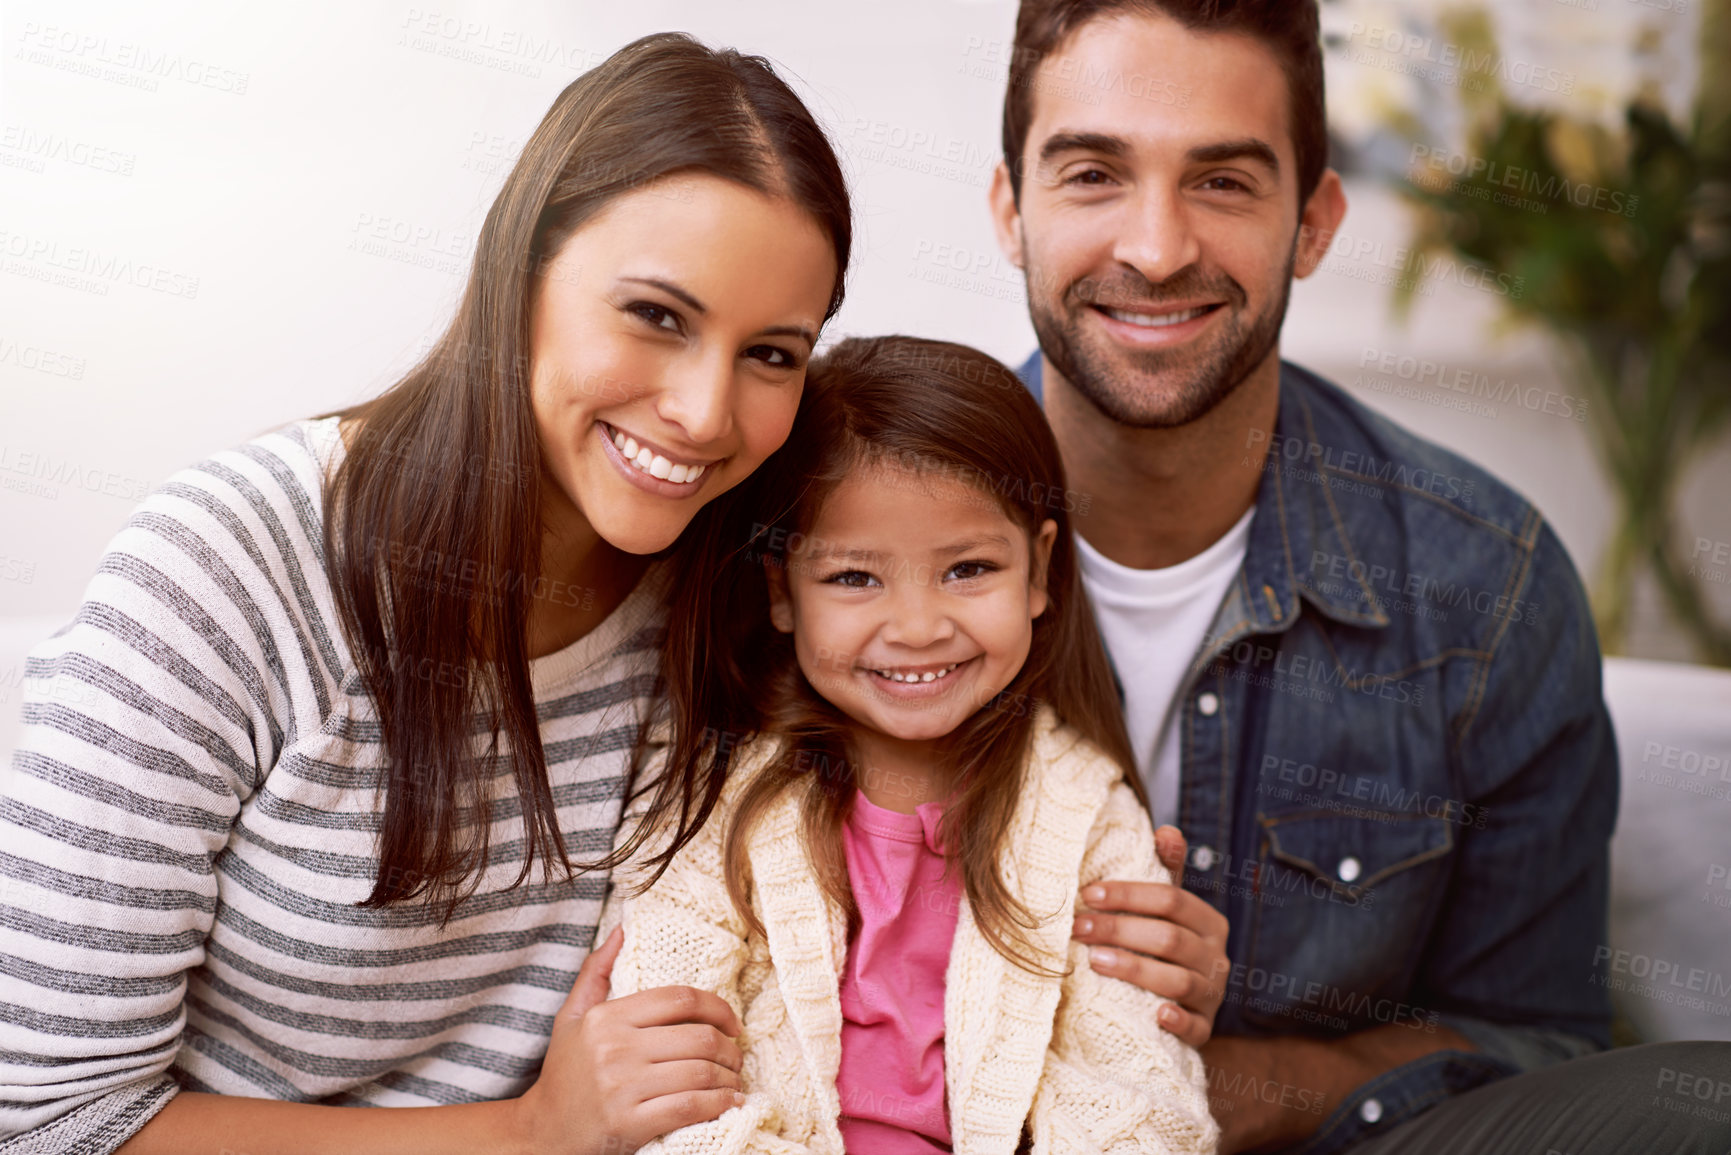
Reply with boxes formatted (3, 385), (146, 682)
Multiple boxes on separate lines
(656, 349), (735, 446)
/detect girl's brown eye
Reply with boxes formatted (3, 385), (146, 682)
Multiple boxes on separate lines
(947, 561), (998, 581)
(824, 569), (878, 589)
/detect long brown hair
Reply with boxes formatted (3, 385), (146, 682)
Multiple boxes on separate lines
(323, 32), (851, 917)
(644, 335), (1138, 974)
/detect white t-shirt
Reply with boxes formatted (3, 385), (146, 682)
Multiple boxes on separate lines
(1075, 507), (1255, 827)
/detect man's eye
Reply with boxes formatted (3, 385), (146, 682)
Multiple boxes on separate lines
(629, 302), (681, 332)
(824, 569), (877, 588)
(1200, 176), (1249, 193)
(1066, 168), (1113, 186)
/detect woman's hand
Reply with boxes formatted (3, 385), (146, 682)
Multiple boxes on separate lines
(515, 927), (747, 1154)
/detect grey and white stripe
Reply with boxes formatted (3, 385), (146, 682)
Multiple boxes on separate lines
(0, 418), (667, 1153)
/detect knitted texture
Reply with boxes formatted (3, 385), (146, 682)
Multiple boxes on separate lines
(606, 706), (1220, 1155)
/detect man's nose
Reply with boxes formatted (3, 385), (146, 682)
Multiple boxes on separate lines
(1111, 186), (1202, 287)
(657, 349), (735, 446)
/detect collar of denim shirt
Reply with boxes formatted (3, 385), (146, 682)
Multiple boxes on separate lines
(1015, 350), (1392, 637)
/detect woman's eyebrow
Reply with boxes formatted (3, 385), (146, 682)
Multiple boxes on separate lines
(621, 276), (814, 346)
(621, 276), (706, 313)
(760, 323), (817, 346)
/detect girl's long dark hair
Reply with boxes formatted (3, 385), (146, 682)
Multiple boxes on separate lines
(322, 33), (850, 918)
(645, 336), (1139, 974)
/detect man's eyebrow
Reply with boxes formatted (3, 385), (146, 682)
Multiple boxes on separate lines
(1038, 130), (1129, 164)
(1188, 138), (1280, 172)
(620, 276), (706, 314)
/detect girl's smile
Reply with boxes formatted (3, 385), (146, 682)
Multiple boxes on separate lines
(860, 655), (980, 698)
(768, 463), (1057, 749)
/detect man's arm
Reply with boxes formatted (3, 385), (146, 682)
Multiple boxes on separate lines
(1076, 521), (1617, 1153)
(1073, 829), (1478, 1153)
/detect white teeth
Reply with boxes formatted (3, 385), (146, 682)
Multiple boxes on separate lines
(609, 426), (708, 484)
(873, 662), (961, 683)
(1104, 305), (1210, 328)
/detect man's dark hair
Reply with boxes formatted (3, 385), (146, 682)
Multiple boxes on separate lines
(1002, 0), (1326, 205)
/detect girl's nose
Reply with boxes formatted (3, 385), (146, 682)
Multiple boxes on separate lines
(879, 576), (957, 649)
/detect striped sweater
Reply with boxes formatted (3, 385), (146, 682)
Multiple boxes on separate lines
(0, 418), (668, 1153)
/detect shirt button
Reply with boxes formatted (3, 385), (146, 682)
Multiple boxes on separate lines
(1359, 1097), (1383, 1124)
(1191, 845), (1218, 871)
(1197, 692), (1220, 716)
(1337, 856), (1362, 883)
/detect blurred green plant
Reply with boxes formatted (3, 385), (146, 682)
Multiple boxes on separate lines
(1387, 3), (1731, 664)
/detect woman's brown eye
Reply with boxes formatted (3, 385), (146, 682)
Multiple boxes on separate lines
(749, 345), (795, 366)
(630, 302), (680, 331)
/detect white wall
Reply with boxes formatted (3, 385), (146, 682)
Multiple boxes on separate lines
(3, 0), (1727, 663)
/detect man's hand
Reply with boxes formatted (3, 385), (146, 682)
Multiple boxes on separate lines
(1072, 824), (1229, 1048)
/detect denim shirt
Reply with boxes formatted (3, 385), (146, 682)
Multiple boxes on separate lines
(1020, 354), (1616, 1154)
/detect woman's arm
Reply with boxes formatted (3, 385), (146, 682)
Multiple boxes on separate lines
(117, 930), (746, 1155)
(604, 780), (815, 1155)
(0, 450), (742, 1155)
(1030, 782), (1220, 1155)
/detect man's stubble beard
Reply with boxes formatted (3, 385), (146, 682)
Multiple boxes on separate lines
(1028, 250), (1296, 430)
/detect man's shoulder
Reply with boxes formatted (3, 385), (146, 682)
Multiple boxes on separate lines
(1277, 360), (1537, 540)
(1273, 361), (1592, 652)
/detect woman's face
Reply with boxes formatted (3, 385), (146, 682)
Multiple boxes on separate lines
(529, 173), (838, 555)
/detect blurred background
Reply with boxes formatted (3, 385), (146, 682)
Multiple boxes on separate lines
(2, 0), (1728, 1043)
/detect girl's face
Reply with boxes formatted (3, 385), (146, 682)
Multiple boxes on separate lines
(768, 464), (1059, 747)
(529, 173), (838, 555)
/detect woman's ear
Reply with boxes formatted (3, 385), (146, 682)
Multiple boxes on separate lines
(1028, 518), (1059, 620)
(766, 557), (796, 634)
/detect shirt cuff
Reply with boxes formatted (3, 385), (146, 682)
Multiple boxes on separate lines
(1435, 1014), (1604, 1073)
(0, 1074), (179, 1155)
(1285, 1047), (1514, 1155)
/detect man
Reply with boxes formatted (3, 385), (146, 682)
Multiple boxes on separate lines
(989, 2), (1731, 1152)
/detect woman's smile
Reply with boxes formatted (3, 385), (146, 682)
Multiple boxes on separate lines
(596, 419), (723, 496)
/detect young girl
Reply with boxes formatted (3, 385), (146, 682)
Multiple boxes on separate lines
(605, 336), (1218, 1155)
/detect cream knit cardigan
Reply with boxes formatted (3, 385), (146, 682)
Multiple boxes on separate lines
(603, 706), (1219, 1155)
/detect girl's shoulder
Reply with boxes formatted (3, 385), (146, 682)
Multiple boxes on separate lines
(1026, 702), (1125, 799)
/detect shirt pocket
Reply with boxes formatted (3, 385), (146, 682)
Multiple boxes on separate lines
(1233, 810), (1453, 1035)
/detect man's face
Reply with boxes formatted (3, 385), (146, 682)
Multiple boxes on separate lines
(992, 10), (1329, 429)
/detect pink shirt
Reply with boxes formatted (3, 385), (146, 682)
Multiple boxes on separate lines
(835, 791), (962, 1154)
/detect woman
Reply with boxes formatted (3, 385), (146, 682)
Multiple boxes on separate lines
(0, 33), (848, 1155)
